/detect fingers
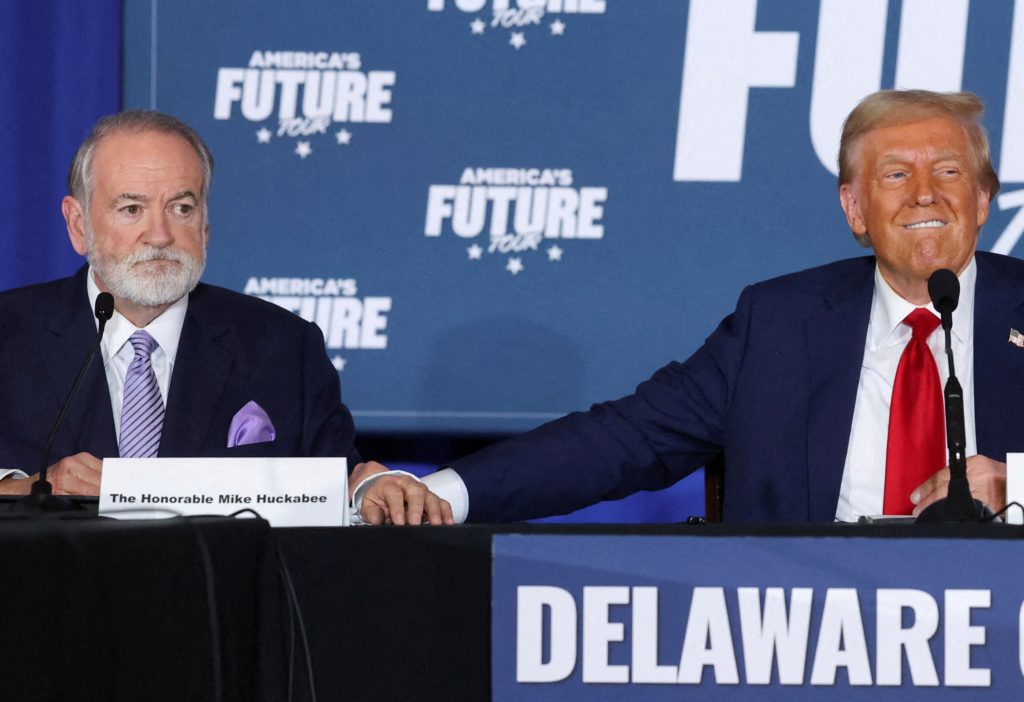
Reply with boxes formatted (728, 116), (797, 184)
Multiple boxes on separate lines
(424, 492), (456, 526)
(964, 455), (1006, 511)
(399, 481), (426, 526)
(910, 467), (949, 517)
(381, 477), (421, 526)
(361, 493), (390, 525)
(358, 474), (454, 526)
(48, 452), (103, 495)
(910, 456), (1008, 516)
(367, 476), (419, 526)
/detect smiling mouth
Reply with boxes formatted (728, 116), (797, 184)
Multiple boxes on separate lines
(904, 220), (947, 230)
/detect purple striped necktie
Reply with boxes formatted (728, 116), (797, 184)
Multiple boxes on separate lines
(119, 330), (164, 458)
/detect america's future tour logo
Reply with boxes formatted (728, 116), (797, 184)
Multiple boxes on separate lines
(244, 276), (392, 372)
(427, 0), (606, 50)
(425, 167), (608, 275)
(213, 50), (396, 159)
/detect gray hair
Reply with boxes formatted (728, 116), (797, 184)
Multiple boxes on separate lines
(67, 110), (215, 214)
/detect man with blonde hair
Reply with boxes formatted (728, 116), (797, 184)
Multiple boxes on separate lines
(410, 89), (1018, 524)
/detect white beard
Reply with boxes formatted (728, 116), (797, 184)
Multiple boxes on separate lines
(85, 225), (205, 307)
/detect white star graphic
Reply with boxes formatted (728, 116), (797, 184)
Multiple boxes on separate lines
(550, 19), (566, 36)
(295, 141), (313, 159)
(332, 356), (347, 371)
(470, 17), (486, 35)
(467, 244), (483, 260)
(510, 31), (526, 50)
(335, 129), (352, 145)
(506, 257), (524, 275)
(256, 128), (272, 144)
(547, 245), (564, 262)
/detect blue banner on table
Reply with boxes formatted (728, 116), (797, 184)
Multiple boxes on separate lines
(123, 1), (1024, 434)
(492, 533), (1024, 699)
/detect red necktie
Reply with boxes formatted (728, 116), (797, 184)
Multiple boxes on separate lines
(883, 308), (945, 514)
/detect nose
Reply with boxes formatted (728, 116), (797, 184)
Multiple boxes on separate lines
(143, 210), (174, 247)
(912, 175), (934, 206)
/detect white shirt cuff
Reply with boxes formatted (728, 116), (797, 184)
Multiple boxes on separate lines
(0, 469), (29, 480)
(422, 468), (469, 524)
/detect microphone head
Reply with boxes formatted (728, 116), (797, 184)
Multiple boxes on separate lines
(95, 292), (115, 321)
(927, 268), (959, 315)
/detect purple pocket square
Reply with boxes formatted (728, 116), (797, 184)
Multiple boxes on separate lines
(227, 401), (277, 448)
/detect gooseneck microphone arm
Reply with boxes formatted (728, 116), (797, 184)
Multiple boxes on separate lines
(933, 269), (968, 482)
(29, 292), (115, 502)
(916, 269), (984, 523)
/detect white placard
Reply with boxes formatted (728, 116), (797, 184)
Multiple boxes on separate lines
(99, 457), (349, 527)
(1006, 454), (1024, 525)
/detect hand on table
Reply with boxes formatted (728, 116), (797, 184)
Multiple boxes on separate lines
(910, 454), (1005, 517)
(0, 452), (103, 496)
(352, 462), (454, 525)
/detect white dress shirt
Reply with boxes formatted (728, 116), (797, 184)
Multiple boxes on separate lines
(87, 268), (188, 440)
(834, 260), (976, 521)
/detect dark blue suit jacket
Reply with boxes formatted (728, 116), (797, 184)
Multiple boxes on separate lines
(0, 267), (358, 473)
(453, 252), (1024, 523)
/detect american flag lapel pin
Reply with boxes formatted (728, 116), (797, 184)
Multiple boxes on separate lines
(1010, 328), (1024, 348)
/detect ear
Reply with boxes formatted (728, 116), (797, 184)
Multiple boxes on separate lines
(62, 196), (88, 256)
(976, 187), (991, 228)
(839, 184), (870, 246)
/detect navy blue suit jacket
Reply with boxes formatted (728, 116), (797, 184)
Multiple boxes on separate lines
(452, 252), (1024, 523)
(0, 267), (358, 473)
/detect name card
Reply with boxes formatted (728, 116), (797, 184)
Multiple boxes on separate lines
(99, 457), (349, 527)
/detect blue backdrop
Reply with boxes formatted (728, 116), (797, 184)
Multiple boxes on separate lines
(120, 0), (1024, 434)
(0, 0), (120, 288)
(5, 1), (1024, 522)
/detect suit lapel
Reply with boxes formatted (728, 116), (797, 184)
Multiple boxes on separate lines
(160, 286), (236, 457)
(39, 268), (118, 458)
(804, 260), (875, 521)
(973, 254), (1024, 459)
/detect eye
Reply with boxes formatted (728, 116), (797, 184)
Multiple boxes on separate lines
(171, 202), (195, 216)
(120, 204), (142, 216)
(878, 170), (909, 187)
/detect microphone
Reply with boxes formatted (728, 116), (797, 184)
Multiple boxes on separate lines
(18, 292), (114, 511)
(916, 269), (989, 523)
(927, 268), (958, 331)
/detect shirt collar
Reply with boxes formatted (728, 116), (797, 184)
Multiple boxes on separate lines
(869, 257), (976, 349)
(86, 266), (189, 365)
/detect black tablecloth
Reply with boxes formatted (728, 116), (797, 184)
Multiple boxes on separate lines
(0, 515), (285, 702)
(273, 521), (1024, 701)
(3, 517), (1020, 701)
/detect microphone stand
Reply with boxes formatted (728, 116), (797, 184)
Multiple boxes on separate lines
(915, 331), (982, 522)
(10, 293), (114, 513)
(916, 282), (988, 523)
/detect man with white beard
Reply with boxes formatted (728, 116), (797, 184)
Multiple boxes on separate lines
(0, 110), (451, 525)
